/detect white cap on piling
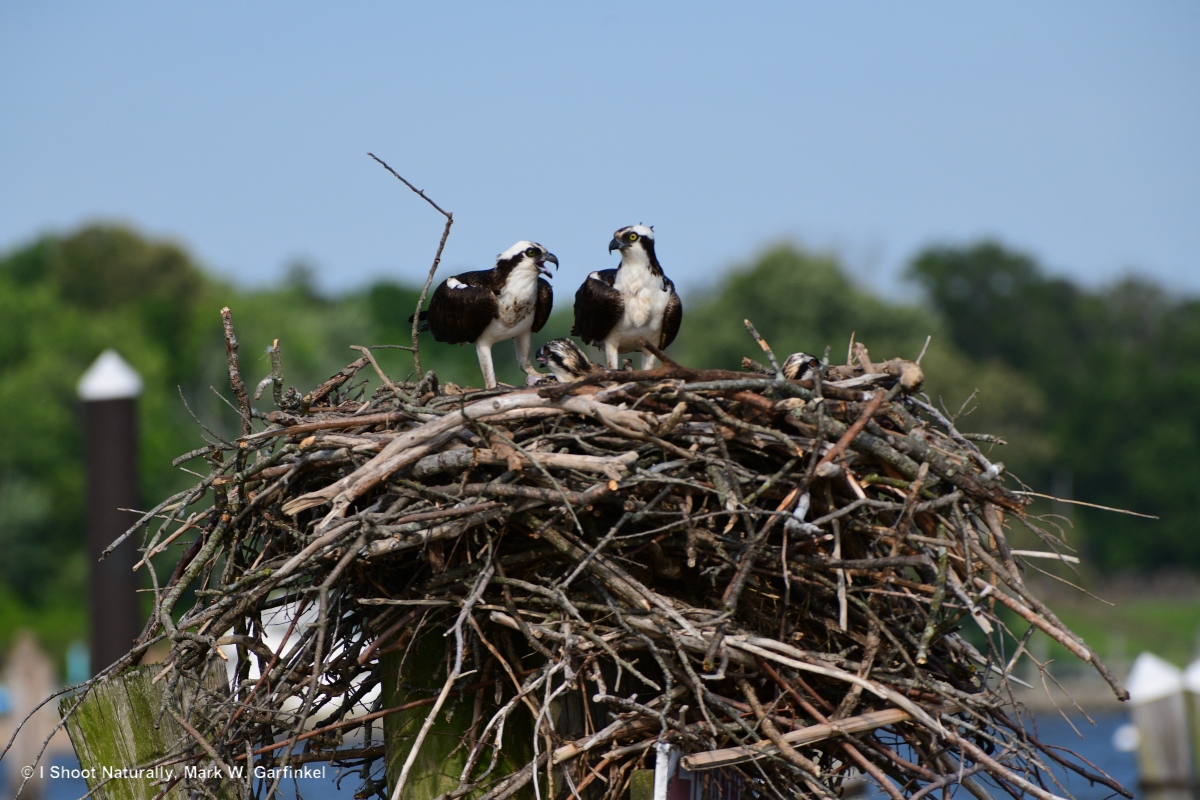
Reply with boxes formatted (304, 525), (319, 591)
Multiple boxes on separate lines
(1127, 652), (1183, 704)
(78, 349), (144, 401)
(1183, 658), (1200, 693)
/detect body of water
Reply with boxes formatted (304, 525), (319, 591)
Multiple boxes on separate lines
(1024, 711), (1137, 800)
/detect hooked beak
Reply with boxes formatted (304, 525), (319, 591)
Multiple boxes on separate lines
(538, 252), (558, 277)
(536, 346), (549, 366)
(608, 237), (621, 254)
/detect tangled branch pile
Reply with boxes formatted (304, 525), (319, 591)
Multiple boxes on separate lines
(103, 320), (1129, 800)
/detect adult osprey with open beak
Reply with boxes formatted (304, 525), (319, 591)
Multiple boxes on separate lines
(413, 241), (557, 388)
(571, 225), (683, 369)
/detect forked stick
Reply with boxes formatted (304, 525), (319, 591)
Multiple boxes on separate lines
(368, 153), (454, 378)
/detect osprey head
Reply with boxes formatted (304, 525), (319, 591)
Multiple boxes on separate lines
(497, 240), (558, 277)
(536, 338), (594, 382)
(782, 352), (822, 381)
(608, 224), (655, 255)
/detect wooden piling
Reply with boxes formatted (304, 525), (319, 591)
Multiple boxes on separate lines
(381, 629), (535, 799)
(1128, 653), (1195, 800)
(58, 662), (233, 800)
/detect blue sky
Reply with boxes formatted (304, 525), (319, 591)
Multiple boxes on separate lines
(2, 2), (1197, 296)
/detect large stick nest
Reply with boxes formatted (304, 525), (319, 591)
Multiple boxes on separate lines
(101, 322), (1129, 800)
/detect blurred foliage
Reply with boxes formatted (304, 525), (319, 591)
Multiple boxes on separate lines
(674, 244), (1054, 479)
(1026, 592), (1200, 668)
(0, 226), (1191, 666)
(910, 243), (1200, 570)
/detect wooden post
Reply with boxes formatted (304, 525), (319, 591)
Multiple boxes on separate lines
(58, 662), (234, 800)
(57, 354), (232, 799)
(1183, 657), (1200, 793)
(1128, 652), (1195, 800)
(629, 744), (703, 800)
(78, 350), (144, 676)
(629, 769), (656, 800)
(381, 629), (534, 799)
(5, 632), (58, 799)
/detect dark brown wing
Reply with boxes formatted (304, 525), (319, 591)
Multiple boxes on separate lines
(571, 269), (622, 345)
(659, 278), (683, 349)
(531, 277), (553, 333)
(425, 270), (499, 344)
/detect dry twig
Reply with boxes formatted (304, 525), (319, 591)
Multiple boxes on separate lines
(368, 152), (453, 378)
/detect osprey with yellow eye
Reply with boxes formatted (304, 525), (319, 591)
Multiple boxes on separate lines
(571, 225), (683, 369)
(411, 240), (556, 388)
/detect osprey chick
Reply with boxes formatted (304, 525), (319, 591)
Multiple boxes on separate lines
(413, 241), (556, 389)
(536, 338), (602, 383)
(782, 352), (821, 381)
(572, 225), (682, 369)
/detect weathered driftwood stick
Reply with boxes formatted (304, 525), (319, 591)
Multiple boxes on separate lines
(365, 508), (510, 558)
(350, 344), (402, 394)
(683, 707), (918, 770)
(368, 152), (453, 379)
(282, 393), (551, 514)
(268, 338), (284, 407)
(219, 307), (252, 438)
(247, 411), (415, 441)
(973, 577), (1090, 660)
(412, 447), (637, 479)
(305, 356), (369, 407)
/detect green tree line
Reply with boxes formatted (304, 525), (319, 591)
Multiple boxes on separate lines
(0, 225), (1193, 656)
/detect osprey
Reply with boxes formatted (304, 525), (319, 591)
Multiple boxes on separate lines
(536, 338), (602, 383)
(782, 352), (821, 381)
(413, 241), (557, 389)
(572, 225), (683, 369)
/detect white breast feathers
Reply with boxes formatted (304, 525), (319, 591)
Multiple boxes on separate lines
(614, 261), (667, 330)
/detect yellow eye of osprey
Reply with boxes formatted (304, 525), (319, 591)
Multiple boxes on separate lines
(525, 247), (538, 257)
(627, 232), (638, 242)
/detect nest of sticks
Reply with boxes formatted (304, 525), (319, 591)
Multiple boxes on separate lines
(99, 316), (1130, 800)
